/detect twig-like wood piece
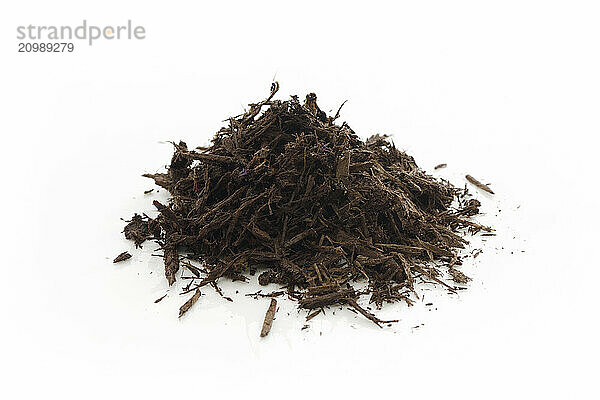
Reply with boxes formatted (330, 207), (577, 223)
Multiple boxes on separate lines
(332, 100), (348, 121)
(179, 289), (201, 318)
(260, 298), (277, 337)
(306, 309), (321, 321)
(183, 152), (236, 165)
(347, 298), (398, 328)
(154, 294), (167, 303)
(245, 290), (285, 298)
(466, 174), (494, 194)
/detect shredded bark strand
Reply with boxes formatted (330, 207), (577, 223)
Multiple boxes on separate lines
(466, 174), (494, 194)
(260, 298), (278, 337)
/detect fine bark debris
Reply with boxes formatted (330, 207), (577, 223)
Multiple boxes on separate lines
(448, 267), (472, 284)
(121, 83), (492, 326)
(260, 298), (278, 337)
(466, 174), (494, 194)
(154, 293), (167, 303)
(113, 251), (132, 263)
(434, 163), (447, 169)
(245, 290), (285, 299)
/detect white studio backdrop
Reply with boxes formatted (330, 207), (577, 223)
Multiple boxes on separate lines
(0, 1), (598, 399)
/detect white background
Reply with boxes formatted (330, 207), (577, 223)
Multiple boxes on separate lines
(1, 1), (598, 399)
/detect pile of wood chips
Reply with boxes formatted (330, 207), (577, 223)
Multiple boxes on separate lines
(121, 83), (491, 330)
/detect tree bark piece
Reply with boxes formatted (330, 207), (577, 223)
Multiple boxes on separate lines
(113, 251), (132, 263)
(260, 298), (278, 337)
(466, 174), (494, 194)
(179, 289), (201, 318)
(164, 247), (179, 286)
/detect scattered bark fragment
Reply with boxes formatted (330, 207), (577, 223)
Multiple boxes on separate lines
(154, 293), (167, 303)
(179, 289), (201, 318)
(211, 282), (233, 302)
(466, 174), (494, 194)
(306, 309), (321, 321)
(260, 298), (278, 337)
(164, 247), (179, 286)
(434, 163), (447, 169)
(181, 260), (205, 277)
(347, 299), (398, 328)
(448, 267), (472, 284)
(144, 189), (154, 194)
(123, 214), (155, 248)
(245, 290), (285, 299)
(113, 251), (132, 263)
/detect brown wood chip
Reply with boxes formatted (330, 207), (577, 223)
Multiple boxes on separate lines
(113, 251), (132, 263)
(164, 247), (179, 286)
(260, 298), (278, 337)
(465, 174), (494, 194)
(179, 289), (201, 318)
